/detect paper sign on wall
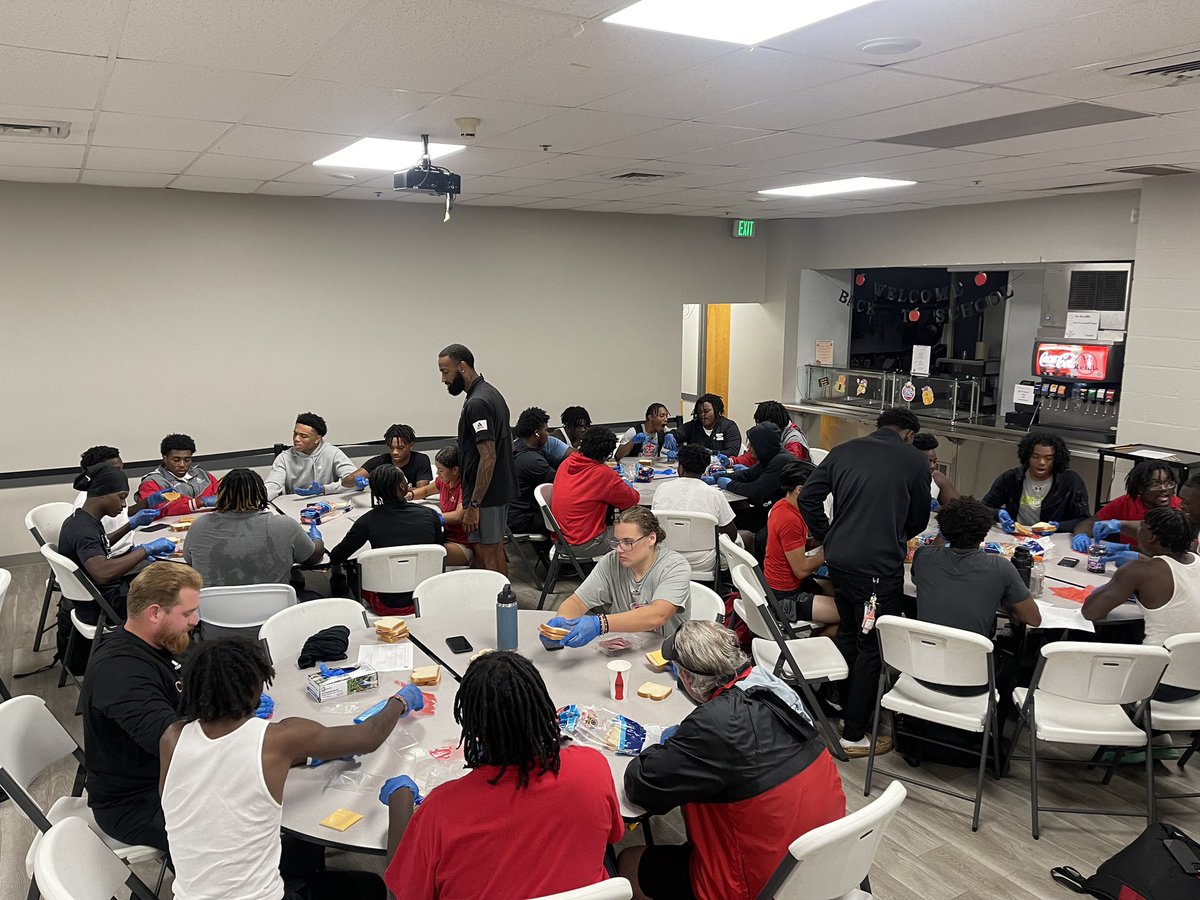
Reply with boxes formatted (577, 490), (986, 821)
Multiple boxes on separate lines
(911, 344), (931, 377)
(815, 339), (834, 366)
(1064, 311), (1100, 340)
(1013, 384), (1036, 406)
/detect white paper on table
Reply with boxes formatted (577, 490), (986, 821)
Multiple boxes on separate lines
(1033, 600), (1095, 633)
(357, 642), (414, 671)
(1130, 448), (1180, 461)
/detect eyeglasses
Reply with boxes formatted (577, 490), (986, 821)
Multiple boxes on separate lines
(1148, 479), (1177, 490)
(608, 534), (649, 551)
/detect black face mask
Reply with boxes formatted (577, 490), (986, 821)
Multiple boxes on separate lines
(446, 371), (467, 396)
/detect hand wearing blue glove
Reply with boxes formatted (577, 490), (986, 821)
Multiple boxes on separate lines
(145, 491), (167, 507)
(561, 616), (603, 649)
(379, 775), (422, 807)
(700, 475), (716, 486)
(659, 725), (678, 745)
(1071, 533), (1093, 553)
(295, 481), (323, 497)
(128, 508), (162, 529)
(997, 509), (1016, 534)
(143, 537), (176, 558)
(622, 476), (635, 488)
(663, 434), (678, 454)
(200, 496), (217, 508)
(1112, 550), (1140, 568)
(307, 521), (323, 542)
(716, 476), (732, 490)
(716, 454), (731, 467)
(1098, 540), (1126, 555)
(254, 693), (274, 719)
(395, 683), (424, 716)
(633, 431), (650, 443)
(1045, 521), (1059, 532)
(732, 464), (749, 472)
(354, 475), (369, 490)
(1093, 519), (1122, 540)
(665, 450), (678, 461)
(930, 498), (940, 512)
(814, 565), (829, 578)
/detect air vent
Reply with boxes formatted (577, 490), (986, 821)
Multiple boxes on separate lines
(1105, 50), (1200, 84)
(1109, 164), (1198, 177)
(1068, 270), (1128, 312)
(0, 119), (70, 139)
(609, 171), (678, 182)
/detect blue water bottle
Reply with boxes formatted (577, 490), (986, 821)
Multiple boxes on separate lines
(497, 583), (518, 650)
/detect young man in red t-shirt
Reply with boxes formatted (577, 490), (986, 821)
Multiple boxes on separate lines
(551, 426), (639, 555)
(1072, 460), (1183, 553)
(382, 651), (624, 900)
(763, 461), (838, 634)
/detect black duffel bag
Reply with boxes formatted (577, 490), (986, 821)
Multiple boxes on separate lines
(1051, 822), (1200, 899)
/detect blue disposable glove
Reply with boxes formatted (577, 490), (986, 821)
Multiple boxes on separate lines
(814, 565), (829, 578)
(144, 490), (167, 507)
(930, 498), (940, 512)
(1072, 533), (1092, 553)
(1112, 551), (1140, 568)
(1098, 540), (1126, 555)
(1045, 521), (1059, 532)
(659, 725), (678, 745)
(379, 775), (422, 807)
(355, 475), (369, 490)
(633, 431), (650, 443)
(295, 481), (323, 496)
(997, 509), (1016, 534)
(622, 476), (636, 488)
(561, 616), (603, 649)
(307, 521), (322, 542)
(395, 683), (424, 716)
(716, 454), (731, 467)
(663, 433), (678, 454)
(716, 476), (732, 490)
(700, 475), (717, 486)
(665, 450), (678, 461)
(128, 508), (162, 529)
(200, 496), (217, 508)
(143, 537), (176, 558)
(1093, 519), (1122, 540)
(254, 693), (274, 719)
(732, 463), (749, 472)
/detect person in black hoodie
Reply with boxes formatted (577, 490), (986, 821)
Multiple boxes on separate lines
(798, 408), (930, 758)
(707, 422), (799, 542)
(981, 431), (1089, 533)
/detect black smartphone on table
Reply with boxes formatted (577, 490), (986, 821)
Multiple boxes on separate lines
(446, 635), (473, 654)
(140, 523), (170, 533)
(1058, 557), (1079, 568)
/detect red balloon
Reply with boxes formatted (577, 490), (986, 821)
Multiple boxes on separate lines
(974, 272), (987, 287)
(907, 309), (921, 322)
(855, 273), (865, 286)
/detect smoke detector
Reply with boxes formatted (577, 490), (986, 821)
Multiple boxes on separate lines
(455, 117), (481, 138)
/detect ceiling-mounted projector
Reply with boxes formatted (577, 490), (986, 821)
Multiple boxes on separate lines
(393, 133), (461, 198)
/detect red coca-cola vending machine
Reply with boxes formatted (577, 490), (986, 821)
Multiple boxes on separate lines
(1030, 340), (1125, 441)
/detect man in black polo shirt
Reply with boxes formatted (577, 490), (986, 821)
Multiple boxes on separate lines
(82, 562), (201, 851)
(798, 408), (931, 758)
(438, 343), (518, 574)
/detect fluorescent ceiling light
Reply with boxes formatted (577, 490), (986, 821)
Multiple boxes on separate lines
(314, 137), (464, 171)
(604, 0), (881, 46)
(758, 176), (916, 198)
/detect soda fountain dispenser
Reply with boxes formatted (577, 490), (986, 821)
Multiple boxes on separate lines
(1031, 340), (1124, 442)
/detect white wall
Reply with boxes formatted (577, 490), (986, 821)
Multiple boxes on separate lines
(792, 269), (852, 401)
(1119, 175), (1200, 450)
(810, 191), (1140, 268)
(996, 268), (1045, 416)
(0, 181), (766, 473)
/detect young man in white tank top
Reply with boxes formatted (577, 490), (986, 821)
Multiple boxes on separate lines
(160, 638), (425, 900)
(1084, 508), (1200, 699)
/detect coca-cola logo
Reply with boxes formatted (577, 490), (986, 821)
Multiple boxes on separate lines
(1038, 349), (1077, 370)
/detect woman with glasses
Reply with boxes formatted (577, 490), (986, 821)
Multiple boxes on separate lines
(1073, 459), (1184, 553)
(545, 507), (692, 650)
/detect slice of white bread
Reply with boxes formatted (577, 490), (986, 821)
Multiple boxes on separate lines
(637, 681), (672, 701)
(539, 623), (570, 639)
(411, 665), (441, 686)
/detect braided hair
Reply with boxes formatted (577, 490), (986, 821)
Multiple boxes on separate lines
(216, 468), (269, 512)
(692, 393), (725, 420)
(80, 445), (121, 469)
(454, 650), (562, 788)
(753, 400), (790, 431)
(1125, 460), (1175, 499)
(179, 638), (275, 723)
(560, 406), (591, 431)
(384, 423), (417, 445)
(1144, 507), (1198, 554)
(370, 462), (409, 507)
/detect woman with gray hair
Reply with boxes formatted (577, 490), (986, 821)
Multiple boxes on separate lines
(620, 620), (845, 900)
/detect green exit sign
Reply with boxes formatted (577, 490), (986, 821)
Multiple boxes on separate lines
(731, 219), (756, 239)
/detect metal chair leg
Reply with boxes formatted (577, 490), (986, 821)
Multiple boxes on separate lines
(1179, 733), (1200, 769)
(1029, 726), (1041, 840)
(537, 554), (561, 610)
(1144, 717), (1157, 825)
(32, 573), (57, 652)
(864, 672), (886, 794)
(972, 713), (991, 832)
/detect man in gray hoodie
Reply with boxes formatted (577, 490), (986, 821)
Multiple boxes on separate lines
(264, 412), (356, 500)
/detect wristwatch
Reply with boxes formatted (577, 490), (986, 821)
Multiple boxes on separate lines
(467, 499), (482, 509)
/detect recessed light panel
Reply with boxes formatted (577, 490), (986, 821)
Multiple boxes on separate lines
(314, 137), (464, 170)
(759, 176), (916, 198)
(604, 0), (882, 46)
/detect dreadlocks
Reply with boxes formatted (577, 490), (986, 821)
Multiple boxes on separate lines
(1145, 507), (1198, 554)
(454, 651), (562, 788)
(370, 461), (409, 507)
(1125, 459), (1176, 498)
(80, 445), (121, 469)
(179, 638), (275, 723)
(384, 423), (417, 445)
(692, 393), (725, 419)
(753, 400), (790, 431)
(216, 468), (269, 512)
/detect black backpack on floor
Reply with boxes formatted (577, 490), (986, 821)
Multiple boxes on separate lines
(1051, 822), (1200, 899)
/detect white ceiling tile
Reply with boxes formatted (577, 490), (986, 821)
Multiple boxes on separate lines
(500, 0), (625, 14)
(0, 0), (116, 55)
(997, 172), (1144, 191)
(802, 87), (1067, 141)
(899, 154), (1072, 182)
(513, 197), (590, 209)
(849, 149), (1003, 177)
(460, 174), (546, 194)
(587, 48), (868, 121)
(661, 131), (851, 167)
(0, 141), (85, 168)
(572, 199), (663, 211)
(169, 174), (264, 193)
(1093, 83), (1200, 116)
(275, 163), (368, 185)
(254, 181), (341, 196)
(0, 106), (92, 145)
(91, 112), (229, 151)
(576, 122), (769, 160)
(119, 0), (365, 75)
(699, 70), (976, 132)
(80, 170), (174, 188)
(208, 126), (355, 162)
(1005, 65), (1159, 102)
(184, 154), (301, 180)
(446, 147), (564, 176)
(301, 0), (578, 94)
(0, 46), (106, 108)
(1098, 148), (1200, 169)
(243, 79), (438, 134)
(384, 95), (566, 145)
(324, 185), (397, 201)
(0, 165), (78, 183)
(85, 146), (199, 173)
(102, 60), (286, 122)
(479, 108), (674, 153)
(569, 181), (680, 201)
(493, 154), (643, 180)
(455, 194), (526, 206)
(503, 179), (621, 198)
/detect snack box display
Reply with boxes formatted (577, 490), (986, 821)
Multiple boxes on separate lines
(305, 664), (379, 703)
